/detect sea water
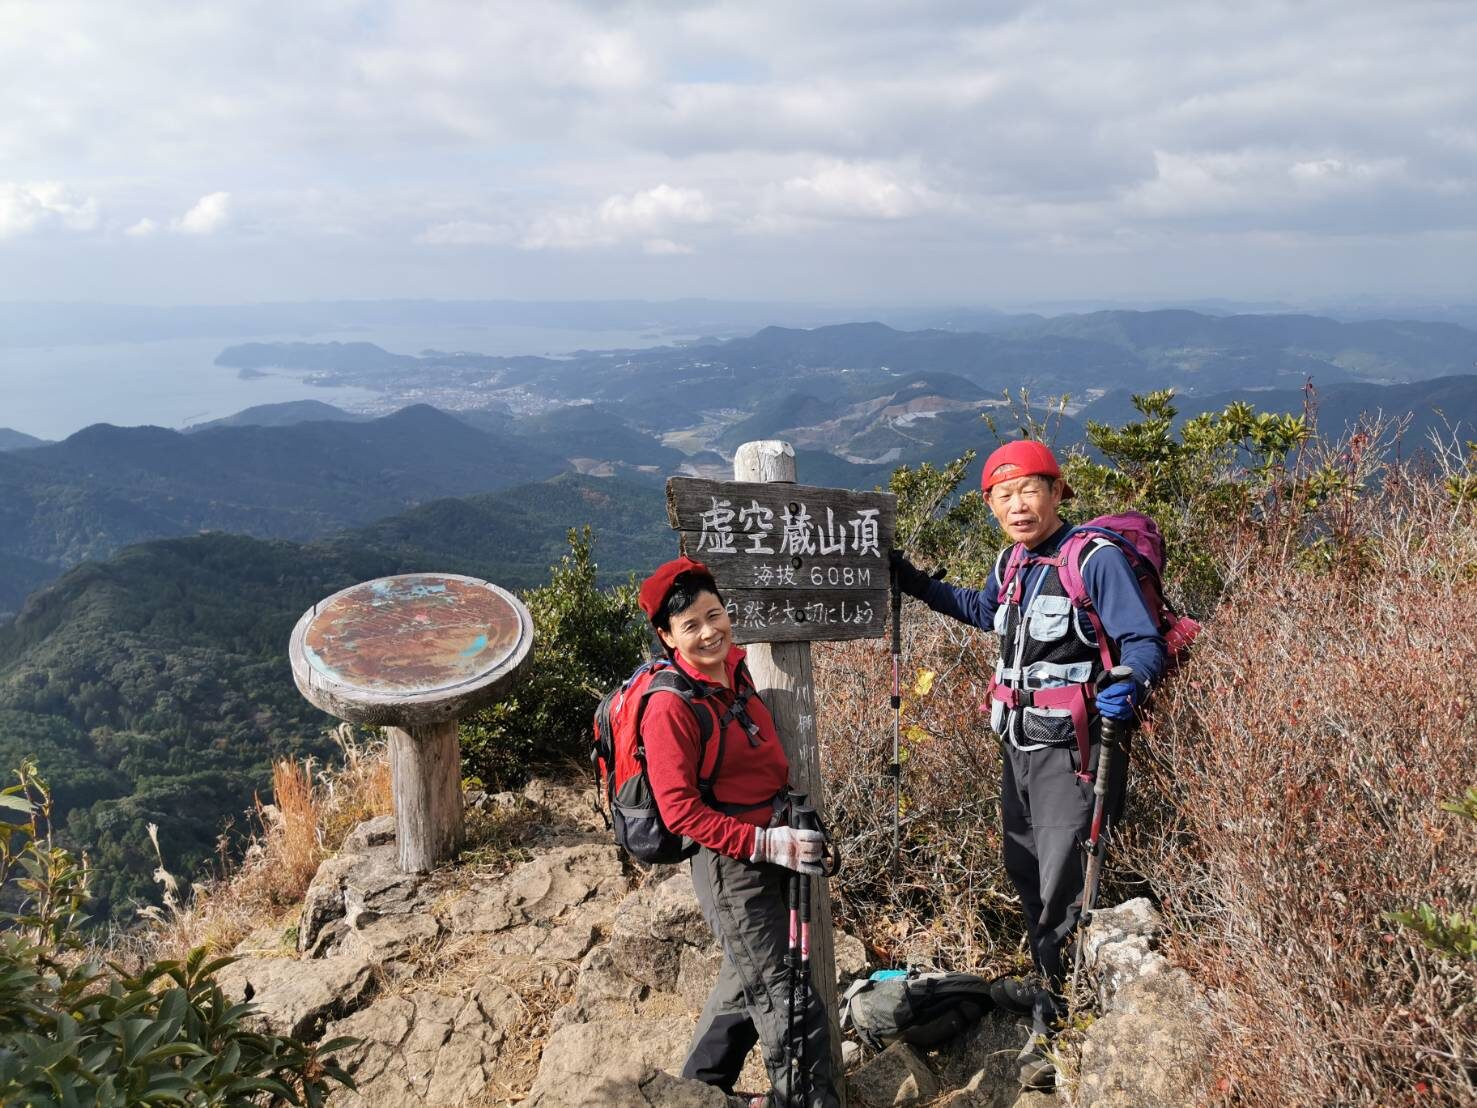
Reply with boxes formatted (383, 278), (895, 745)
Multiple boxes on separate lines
(0, 323), (679, 441)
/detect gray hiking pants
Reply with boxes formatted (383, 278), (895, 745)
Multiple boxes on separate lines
(1000, 739), (1126, 991)
(682, 847), (839, 1107)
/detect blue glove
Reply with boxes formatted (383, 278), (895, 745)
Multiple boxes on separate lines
(1096, 679), (1139, 722)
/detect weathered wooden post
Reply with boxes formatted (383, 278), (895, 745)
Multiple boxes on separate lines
(668, 441), (895, 1105)
(289, 573), (533, 873)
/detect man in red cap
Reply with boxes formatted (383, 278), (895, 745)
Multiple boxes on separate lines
(891, 439), (1166, 1088)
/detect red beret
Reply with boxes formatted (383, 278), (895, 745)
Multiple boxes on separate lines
(638, 556), (713, 621)
(981, 439), (1073, 500)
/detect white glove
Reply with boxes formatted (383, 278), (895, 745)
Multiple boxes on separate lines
(751, 826), (825, 875)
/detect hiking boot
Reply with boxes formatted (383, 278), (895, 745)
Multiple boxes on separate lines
(1016, 1036), (1057, 1091)
(987, 974), (1040, 1016)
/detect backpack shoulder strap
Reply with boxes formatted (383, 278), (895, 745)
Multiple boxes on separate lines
(995, 542), (1030, 604)
(638, 665), (727, 796)
(1057, 530), (1120, 673)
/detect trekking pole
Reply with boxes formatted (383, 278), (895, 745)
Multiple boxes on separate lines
(1072, 664), (1135, 1000)
(786, 861), (802, 1108)
(792, 797), (824, 1108)
(888, 561), (903, 871)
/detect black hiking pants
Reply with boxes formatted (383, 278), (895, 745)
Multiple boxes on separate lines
(1000, 739), (1127, 992)
(681, 847), (839, 1107)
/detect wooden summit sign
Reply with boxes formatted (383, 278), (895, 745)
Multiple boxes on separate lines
(666, 476), (896, 644)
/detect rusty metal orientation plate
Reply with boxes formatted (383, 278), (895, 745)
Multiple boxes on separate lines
(289, 573), (534, 726)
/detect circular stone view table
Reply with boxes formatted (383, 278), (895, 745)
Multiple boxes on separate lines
(289, 573), (534, 873)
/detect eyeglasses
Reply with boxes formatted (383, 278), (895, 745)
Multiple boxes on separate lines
(988, 479), (1054, 507)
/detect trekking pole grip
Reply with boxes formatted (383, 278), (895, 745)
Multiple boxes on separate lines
(1094, 665), (1135, 753)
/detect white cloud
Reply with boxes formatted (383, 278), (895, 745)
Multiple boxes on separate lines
(0, 182), (99, 238)
(643, 238), (694, 255)
(519, 184), (713, 251)
(598, 185), (711, 234)
(172, 192), (231, 235)
(770, 161), (947, 222)
(416, 220), (513, 246)
(124, 217), (158, 237)
(1, 1), (1475, 299)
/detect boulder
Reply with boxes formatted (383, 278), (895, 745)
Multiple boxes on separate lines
(848, 1041), (941, 1106)
(608, 872), (714, 992)
(524, 1016), (696, 1107)
(217, 953), (374, 1041)
(1074, 969), (1212, 1107)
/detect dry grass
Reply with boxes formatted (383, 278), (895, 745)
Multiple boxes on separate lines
(1119, 462), (1477, 1105)
(123, 724), (393, 966)
(816, 613), (1022, 973)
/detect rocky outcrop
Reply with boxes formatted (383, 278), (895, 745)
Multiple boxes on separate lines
(1068, 898), (1214, 1107)
(223, 777), (1210, 1107)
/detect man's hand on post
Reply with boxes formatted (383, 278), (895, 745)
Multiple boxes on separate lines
(889, 549), (933, 598)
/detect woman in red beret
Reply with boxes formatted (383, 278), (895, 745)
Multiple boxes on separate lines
(638, 556), (839, 1108)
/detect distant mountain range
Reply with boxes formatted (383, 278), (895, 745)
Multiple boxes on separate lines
(0, 428), (47, 451)
(213, 310), (1477, 439)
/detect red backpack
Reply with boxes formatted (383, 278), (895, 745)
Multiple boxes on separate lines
(590, 658), (759, 864)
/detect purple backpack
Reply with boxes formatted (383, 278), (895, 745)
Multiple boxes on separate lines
(998, 511), (1200, 674)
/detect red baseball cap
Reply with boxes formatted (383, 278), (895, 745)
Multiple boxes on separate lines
(981, 440), (1073, 499)
(638, 556), (714, 621)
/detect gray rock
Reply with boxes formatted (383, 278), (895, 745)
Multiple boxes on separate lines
(339, 912), (442, 963)
(217, 953), (373, 1040)
(608, 872), (714, 992)
(524, 1016), (696, 1107)
(848, 1041), (941, 1106)
(638, 1069), (740, 1106)
(323, 975), (520, 1106)
(1074, 968), (1212, 1108)
(342, 844), (422, 929)
(834, 930), (870, 987)
(343, 814), (397, 853)
(298, 852), (358, 954)
(933, 1012), (1033, 1104)
(439, 843), (625, 935)
(1080, 897), (1170, 1009)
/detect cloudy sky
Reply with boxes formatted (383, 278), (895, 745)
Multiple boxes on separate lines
(2, 0), (1474, 306)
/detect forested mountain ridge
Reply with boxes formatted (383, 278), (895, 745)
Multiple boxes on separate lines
(0, 405), (573, 613)
(0, 473), (669, 915)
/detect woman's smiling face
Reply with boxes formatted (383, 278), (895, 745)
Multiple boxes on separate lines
(657, 589), (732, 678)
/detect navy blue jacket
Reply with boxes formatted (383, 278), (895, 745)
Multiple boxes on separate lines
(917, 524), (1167, 693)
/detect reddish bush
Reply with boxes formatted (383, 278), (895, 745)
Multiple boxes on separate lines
(816, 455), (1476, 1103)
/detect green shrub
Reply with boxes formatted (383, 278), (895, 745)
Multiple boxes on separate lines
(0, 761), (355, 1105)
(1389, 787), (1477, 960)
(460, 528), (649, 787)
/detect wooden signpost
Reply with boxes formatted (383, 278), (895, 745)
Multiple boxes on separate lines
(666, 473), (894, 645)
(289, 573), (534, 874)
(669, 442), (895, 1107)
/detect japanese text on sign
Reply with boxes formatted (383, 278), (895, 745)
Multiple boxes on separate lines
(694, 499), (882, 560)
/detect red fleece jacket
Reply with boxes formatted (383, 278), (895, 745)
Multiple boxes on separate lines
(641, 645), (790, 860)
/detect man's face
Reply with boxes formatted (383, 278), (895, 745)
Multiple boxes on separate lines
(987, 474), (1064, 547)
